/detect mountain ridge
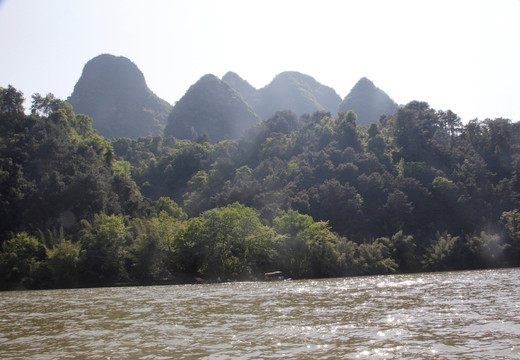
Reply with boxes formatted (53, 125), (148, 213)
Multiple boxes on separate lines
(223, 71), (343, 119)
(68, 54), (399, 141)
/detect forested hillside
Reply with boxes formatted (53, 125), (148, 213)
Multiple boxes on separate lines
(1, 85), (519, 290)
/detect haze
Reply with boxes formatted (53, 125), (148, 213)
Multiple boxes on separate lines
(1, 0), (519, 122)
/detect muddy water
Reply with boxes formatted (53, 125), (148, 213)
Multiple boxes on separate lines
(1, 268), (519, 359)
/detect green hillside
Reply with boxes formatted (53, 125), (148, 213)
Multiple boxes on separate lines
(2, 82), (519, 290)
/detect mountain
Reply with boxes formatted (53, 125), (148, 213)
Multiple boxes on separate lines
(224, 71), (342, 120)
(68, 54), (172, 139)
(164, 74), (260, 142)
(222, 71), (257, 106)
(255, 72), (342, 119)
(338, 77), (398, 126)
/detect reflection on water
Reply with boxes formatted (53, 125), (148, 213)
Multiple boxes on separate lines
(1, 269), (520, 359)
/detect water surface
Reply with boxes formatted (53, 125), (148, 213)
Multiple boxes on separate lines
(1, 269), (519, 359)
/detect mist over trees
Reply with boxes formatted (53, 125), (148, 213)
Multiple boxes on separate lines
(1, 70), (520, 290)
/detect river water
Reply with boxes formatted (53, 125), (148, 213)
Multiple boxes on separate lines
(1, 268), (519, 359)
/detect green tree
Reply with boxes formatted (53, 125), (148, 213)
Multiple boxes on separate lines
(300, 221), (343, 278)
(272, 210), (314, 278)
(30, 93), (63, 117)
(0, 85), (25, 115)
(500, 209), (520, 266)
(335, 111), (362, 151)
(0, 232), (46, 289)
(273, 209), (314, 236)
(354, 238), (398, 275)
(46, 238), (82, 288)
(432, 176), (455, 193)
(173, 203), (276, 280)
(381, 190), (414, 234)
(78, 213), (130, 284)
(129, 210), (185, 282)
(273, 210), (351, 278)
(155, 197), (188, 219)
(437, 109), (462, 137)
(421, 232), (475, 271)
(388, 231), (418, 272)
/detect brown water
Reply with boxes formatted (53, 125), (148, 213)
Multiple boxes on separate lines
(1, 269), (519, 359)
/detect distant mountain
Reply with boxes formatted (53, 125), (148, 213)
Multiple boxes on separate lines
(224, 71), (342, 120)
(222, 71), (257, 107)
(68, 54), (172, 139)
(164, 74), (260, 142)
(338, 77), (398, 126)
(255, 72), (342, 119)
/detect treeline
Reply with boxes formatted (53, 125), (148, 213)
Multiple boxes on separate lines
(1, 85), (519, 290)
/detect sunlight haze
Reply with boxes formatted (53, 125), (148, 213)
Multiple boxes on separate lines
(1, 0), (519, 122)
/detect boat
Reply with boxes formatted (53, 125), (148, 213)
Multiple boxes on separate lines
(264, 271), (285, 281)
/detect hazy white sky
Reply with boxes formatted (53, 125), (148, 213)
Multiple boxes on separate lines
(1, 0), (519, 122)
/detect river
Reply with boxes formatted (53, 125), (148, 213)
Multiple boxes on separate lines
(1, 268), (519, 359)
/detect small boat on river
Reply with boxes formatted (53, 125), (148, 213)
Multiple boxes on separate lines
(264, 271), (285, 281)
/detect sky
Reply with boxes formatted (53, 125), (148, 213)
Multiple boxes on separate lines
(1, 0), (519, 122)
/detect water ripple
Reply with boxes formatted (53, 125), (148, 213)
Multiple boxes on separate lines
(1, 269), (519, 359)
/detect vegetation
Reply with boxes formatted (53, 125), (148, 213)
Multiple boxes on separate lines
(1, 84), (519, 290)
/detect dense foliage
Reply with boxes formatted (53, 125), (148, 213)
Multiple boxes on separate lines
(1, 85), (519, 290)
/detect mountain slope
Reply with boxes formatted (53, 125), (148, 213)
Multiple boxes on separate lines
(224, 71), (342, 120)
(164, 74), (260, 142)
(222, 71), (257, 107)
(338, 77), (398, 126)
(68, 54), (172, 138)
(255, 72), (341, 119)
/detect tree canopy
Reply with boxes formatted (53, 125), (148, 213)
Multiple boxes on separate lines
(1, 85), (520, 290)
